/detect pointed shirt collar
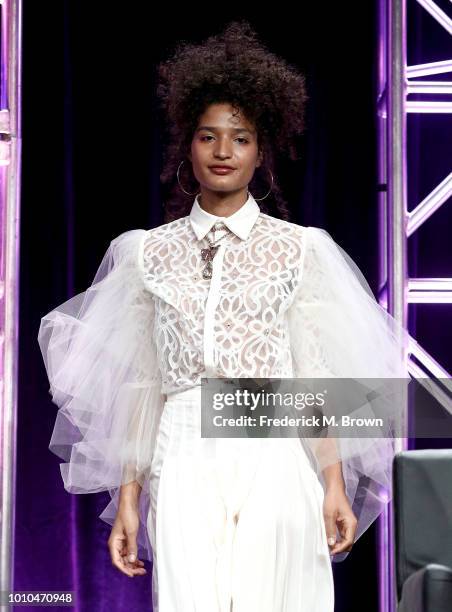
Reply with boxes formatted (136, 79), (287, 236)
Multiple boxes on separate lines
(189, 192), (260, 241)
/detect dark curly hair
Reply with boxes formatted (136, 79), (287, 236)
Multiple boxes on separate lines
(156, 20), (309, 223)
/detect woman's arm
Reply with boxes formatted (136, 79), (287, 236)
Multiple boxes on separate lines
(109, 469), (146, 578)
(119, 479), (142, 508)
(316, 436), (357, 555)
(109, 480), (147, 578)
(317, 438), (345, 490)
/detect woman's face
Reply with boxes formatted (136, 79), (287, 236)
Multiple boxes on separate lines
(188, 102), (263, 197)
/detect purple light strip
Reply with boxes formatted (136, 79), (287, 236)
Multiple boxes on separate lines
(408, 294), (452, 303)
(407, 172), (452, 236)
(407, 360), (452, 413)
(406, 101), (452, 112)
(407, 59), (452, 77)
(378, 0), (388, 609)
(1, 0), (23, 603)
(409, 278), (452, 290)
(408, 278), (452, 303)
(408, 294), (452, 302)
(415, 0), (452, 35)
(407, 80), (452, 93)
(382, 0), (411, 609)
(409, 338), (451, 379)
(378, 508), (390, 612)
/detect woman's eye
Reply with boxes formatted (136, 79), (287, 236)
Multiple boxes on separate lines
(200, 136), (248, 144)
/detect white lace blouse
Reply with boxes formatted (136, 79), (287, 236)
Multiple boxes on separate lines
(38, 192), (410, 563)
(142, 193), (301, 391)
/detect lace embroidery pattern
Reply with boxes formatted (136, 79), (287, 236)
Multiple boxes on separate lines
(142, 213), (306, 393)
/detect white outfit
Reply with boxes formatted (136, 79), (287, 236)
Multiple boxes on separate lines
(147, 387), (334, 612)
(38, 192), (411, 611)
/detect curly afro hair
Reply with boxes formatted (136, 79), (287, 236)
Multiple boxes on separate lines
(156, 20), (309, 222)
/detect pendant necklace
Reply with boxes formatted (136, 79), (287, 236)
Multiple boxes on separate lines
(201, 222), (232, 279)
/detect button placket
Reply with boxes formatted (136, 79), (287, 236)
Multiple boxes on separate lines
(203, 243), (226, 377)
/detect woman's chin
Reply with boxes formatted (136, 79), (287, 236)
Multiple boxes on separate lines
(203, 182), (240, 194)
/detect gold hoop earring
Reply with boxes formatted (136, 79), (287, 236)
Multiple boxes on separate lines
(177, 160), (201, 196)
(249, 168), (274, 201)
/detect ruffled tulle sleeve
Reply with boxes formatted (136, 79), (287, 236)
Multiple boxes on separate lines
(37, 228), (165, 563)
(287, 225), (411, 562)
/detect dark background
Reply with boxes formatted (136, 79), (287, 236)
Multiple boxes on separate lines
(16, 1), (451, 610)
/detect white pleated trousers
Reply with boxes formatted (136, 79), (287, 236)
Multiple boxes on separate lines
(147, 386), (335, 612)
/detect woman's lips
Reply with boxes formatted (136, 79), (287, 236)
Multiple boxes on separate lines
(209, 167), (235, 175)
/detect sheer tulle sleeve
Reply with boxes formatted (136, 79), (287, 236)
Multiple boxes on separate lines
(37, 228), (165, 563)
(287, 225), (411, 562)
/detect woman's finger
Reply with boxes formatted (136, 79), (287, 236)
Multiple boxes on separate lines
(120, 552), (145, 569)
(119, 549), (145, 566)
(330, 517), (357, 554)
(109, 532), (134, 577)
(323, 508), (338, 550)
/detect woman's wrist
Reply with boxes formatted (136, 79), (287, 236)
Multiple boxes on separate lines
(325, 479), (346, 494)
(119, 480), (142, 508)
(322, 462), (346, 493)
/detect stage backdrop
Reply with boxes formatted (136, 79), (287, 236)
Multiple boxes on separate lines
(16, 2), (451, 611)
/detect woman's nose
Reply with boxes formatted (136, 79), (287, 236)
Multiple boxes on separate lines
(214, 138), (233, 158)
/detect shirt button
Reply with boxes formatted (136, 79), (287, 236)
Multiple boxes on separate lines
(214, 222), (225, 230)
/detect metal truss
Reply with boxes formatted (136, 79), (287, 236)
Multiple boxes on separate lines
(377, 1), (451, 611)
(0, 0), (22, 602)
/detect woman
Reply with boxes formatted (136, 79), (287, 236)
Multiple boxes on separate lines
(38, 21), (410, 612)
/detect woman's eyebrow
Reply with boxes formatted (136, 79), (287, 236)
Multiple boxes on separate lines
(195, 126), (253, 134)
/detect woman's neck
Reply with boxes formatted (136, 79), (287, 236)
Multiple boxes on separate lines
(198, 189), (249, 217)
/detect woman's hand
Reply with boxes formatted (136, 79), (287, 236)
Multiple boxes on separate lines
(108, 502), (147, 578)
(322, 484), (357, 556)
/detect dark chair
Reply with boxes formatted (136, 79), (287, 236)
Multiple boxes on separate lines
(393, 449), (452, 612)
